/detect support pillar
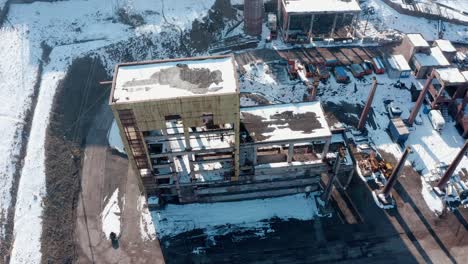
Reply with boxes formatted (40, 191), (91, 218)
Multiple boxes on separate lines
(431, 84), (446, 108)
(436, 141), (468, 190)
(380, 147), (411, 200)
(330, 13), (338, 38)
(321, 154), (342, 205)
(252, 146), (257, 165)
(183, 125), (191, 150)
(358, 77), (378, 131)
(351, 13), (357, 37)
(285, 15), (291, 41)
(322, 139), (330, 160)
(308, 14), (315, 38)
(408, 71), (435, 126)
(287, 143), (294, 163)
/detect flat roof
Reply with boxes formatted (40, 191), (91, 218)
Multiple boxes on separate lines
(281, 0), (361, 14)
(434, 39), (456, 53)
(388, 54), (411, 71)
(462, 71), (468, 82)
(435, 68), (467, 84)
(240, 101), (332, 144)
(111, 55), (238, 103)
(407, 33), (429, 47)
(413, 47), (450, 67)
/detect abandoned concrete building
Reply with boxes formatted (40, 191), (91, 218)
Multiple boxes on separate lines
(109, 55), (351, 203)
(277, 0), (361, 42)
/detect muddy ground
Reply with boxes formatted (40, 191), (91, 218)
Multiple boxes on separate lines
(42, 57), (109, 263)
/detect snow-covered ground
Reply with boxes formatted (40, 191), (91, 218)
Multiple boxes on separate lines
(318, 70), (467, 213)
(0, 27), (39, 240)
(1, 0), (220, 262)
(152, 193), (319, 239)
(365, 0), (468, 43)
(138, 195), (157, 241)
(101, 189), (121, 239)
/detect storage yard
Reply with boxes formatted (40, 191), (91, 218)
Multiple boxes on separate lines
(1, 0), (468, 264)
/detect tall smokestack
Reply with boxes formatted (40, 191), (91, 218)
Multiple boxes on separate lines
(244, 0), (263, 36)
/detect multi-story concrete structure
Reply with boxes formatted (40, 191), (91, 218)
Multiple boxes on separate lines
(110, 55), (346, 203)
(277, 0), (361, 42)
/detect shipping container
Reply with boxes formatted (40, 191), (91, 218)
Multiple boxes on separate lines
(372, 57), (385, 74)
(350, 63), (365, 78)
(388, 118), (409, 144)
(316, 64), (330, 80)
(334, 66), (350, 83)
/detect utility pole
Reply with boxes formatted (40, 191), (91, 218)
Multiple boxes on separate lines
(436, 141), (468, 190)
(408, 71), (435, 126)
(379, 147), (411, 202)
(358, 77), (378, 131)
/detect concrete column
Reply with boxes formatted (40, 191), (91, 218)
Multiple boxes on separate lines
(322, 139), (330, 160)
(381, 147), (411, 199)
(287, 143), (294, 163)
(285, 14), (291, 41)
(436, 141), (468, 190)
(351, 13), (357, 37)
(358, 77), (378, 131)
(252, 146), (258, 165)
(183, 125), (191, 150)
(330, 13), (338, 37)
(188, 153), (196, 181)
(321, 154), (341, 205)
(308, 14), (315, 38)
(408, 71), (435, 126)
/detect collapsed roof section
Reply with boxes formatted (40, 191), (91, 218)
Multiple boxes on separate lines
(240, 101), (332, 144)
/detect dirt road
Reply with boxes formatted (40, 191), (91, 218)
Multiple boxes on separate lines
(75, 101), (165, 263)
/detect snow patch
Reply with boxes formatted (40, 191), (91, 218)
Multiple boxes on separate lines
(138, 195), (157, 241)
(108, 119), (126, 154)
(152, 193), (319, 239)
(101, 188), (121, 239)
(421, 181), (444, 215)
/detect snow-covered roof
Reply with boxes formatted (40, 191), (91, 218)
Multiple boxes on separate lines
(388, 54), (411, 71)
(112, 55), (238, 103)
(413, 47), (450, 67)
(462, 71), (468, 82)
(434, 39), (456, 53)
(281, 0), (361, 14)
(406, 33), (429, 47)
(435, 68), (467, 85)
(240, 101), (332, 143)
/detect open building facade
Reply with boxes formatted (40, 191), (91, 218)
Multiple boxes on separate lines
(277, 0), (361, 42)
(109, 55), (351, 203)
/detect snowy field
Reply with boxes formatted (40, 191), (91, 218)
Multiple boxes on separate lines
(152, 193), (319, 239)
(1, 0), (220, 262)
(365, 0), (468, 43)
(0, 27), (39, 240)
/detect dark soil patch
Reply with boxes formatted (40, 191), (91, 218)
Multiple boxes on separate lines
(41, 56), (109, 264)
(186, 0), (237, 53)
(116, 8), (145, 28)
